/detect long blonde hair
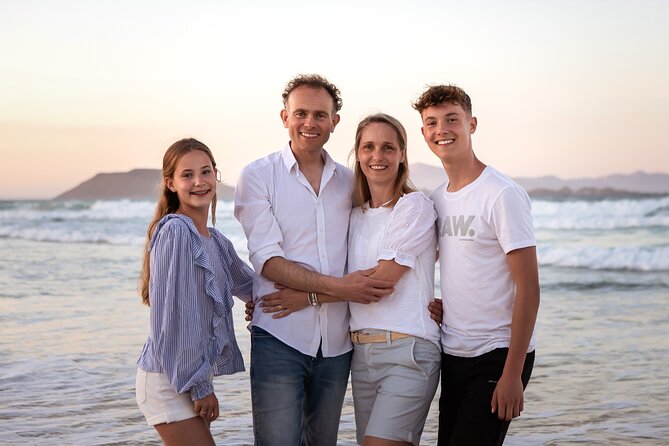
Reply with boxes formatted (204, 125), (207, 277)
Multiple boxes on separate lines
(349, 113), (415, 208)
(139, 138), (218, 306)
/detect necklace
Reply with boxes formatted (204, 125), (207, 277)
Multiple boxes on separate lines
(370, 198), (393, 209)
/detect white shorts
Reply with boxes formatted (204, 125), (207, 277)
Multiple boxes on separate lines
(135, 368), (198, 426)
(351, 335), (441, 445)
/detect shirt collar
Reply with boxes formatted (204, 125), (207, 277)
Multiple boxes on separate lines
(280, 142), (338, 175)
(280, 143), (298, 172)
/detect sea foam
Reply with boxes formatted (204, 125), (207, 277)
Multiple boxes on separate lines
(532, 196), (669, 230)
(1, 198), (666, 271)
(538, 244), (669, 272)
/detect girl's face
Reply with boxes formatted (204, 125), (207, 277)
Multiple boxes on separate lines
(165, 150), (217, 214)
(356, 122), (404, 192)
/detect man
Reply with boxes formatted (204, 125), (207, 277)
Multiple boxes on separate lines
(234, 74), (393, 446)
(414, 85), (540, 446)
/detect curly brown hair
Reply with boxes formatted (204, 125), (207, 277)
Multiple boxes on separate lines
(412, 84), (472, 115)
(282, 74), (343, 112)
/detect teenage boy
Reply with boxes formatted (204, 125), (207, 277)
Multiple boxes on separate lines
(414, 84), (540, 446)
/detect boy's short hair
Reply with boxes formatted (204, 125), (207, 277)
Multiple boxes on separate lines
(282, 74), (343, 112)
(412, 84), (472, 115)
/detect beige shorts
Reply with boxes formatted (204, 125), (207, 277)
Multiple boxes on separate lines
(135, 368), (198, 426)
(351, 334), (441, 445)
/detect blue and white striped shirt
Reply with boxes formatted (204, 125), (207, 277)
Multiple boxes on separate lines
(137, 214), (253, 401)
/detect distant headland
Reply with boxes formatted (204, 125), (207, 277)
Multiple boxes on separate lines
(54, 165), (669, 201)
(54, 169), (235, 201)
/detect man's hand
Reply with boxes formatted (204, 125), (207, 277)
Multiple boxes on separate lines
(490, 372), (524, 421)
(428, 298), (443, 325)
(260, 286), (309, 319)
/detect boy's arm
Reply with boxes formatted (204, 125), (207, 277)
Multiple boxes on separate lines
(491, 246), (540, 421)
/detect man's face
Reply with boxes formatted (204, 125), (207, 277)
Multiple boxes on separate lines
(281, 86), (340, 155)
(420, 102), (477, 163)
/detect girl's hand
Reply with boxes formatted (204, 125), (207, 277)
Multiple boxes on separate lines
(245, 300), (255, 321)
(193, 392), (219, 425)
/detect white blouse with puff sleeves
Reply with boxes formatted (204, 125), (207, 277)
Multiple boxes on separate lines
(348, 191), (441, 347)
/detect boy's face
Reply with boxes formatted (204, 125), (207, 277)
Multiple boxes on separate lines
(420, 102), (477, 164)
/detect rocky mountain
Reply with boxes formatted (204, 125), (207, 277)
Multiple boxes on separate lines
(514, 171), (669, 195)
(55, 165), (669, 201)
(408, 163), (669, 196)
(54, 169), (235, 201)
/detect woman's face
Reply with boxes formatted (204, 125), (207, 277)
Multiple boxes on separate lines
(357, 122), (404, 192)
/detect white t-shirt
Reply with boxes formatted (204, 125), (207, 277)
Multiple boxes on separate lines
(431, 166), (537, 357)
(348, 192), (441, 348)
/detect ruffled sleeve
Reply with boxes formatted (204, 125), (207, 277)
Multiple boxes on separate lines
(216, 233), (254, 303)
(149, 218), (214, 401)
(189, 229), (248, 384)
(378, 192), (437, 268)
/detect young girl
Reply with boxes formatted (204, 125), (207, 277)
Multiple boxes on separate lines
(136, 138), (253, 446)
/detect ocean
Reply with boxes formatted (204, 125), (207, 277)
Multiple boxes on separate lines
(1, 196), (668, 445)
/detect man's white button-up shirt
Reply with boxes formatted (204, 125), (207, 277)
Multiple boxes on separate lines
(234, 143), (354, 357)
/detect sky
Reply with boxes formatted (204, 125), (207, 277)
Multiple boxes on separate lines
(1, 0), (668, 199)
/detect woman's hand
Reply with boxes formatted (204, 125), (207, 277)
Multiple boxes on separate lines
(260, 285), (309, 319)
(193, 392), (219, 425)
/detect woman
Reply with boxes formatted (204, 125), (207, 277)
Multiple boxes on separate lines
(136, 138), (253, 446)
(262, 114), (441, 445)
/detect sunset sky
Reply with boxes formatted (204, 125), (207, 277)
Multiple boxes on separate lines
(1, 0), (668, 199)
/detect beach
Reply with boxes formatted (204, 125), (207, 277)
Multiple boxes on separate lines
(1, 197), (668, 445)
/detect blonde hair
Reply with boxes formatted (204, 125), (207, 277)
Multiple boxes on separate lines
(349, 113), (415, 209)
(139, 138), (218, 305)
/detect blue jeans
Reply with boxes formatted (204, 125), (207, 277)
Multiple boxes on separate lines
(250, 326), (352, 446)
